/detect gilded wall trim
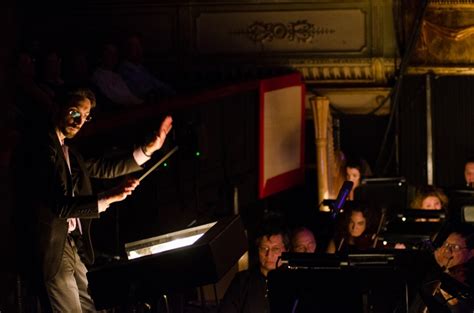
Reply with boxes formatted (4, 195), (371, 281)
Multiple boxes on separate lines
(291, 57), (397, 84)
(429, 0), (474, 7)
(407, 66), (474, 75)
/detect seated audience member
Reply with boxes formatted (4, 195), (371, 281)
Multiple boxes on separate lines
(291, 227), (317, 253)
(410, 185), (448, 210)
(414, 226), (474, 312)
(218, 223), (289, 313)
(344, 158), (372, 200)
(37, 47), (66, 100)
(118, 33), (175, 101)
(464, 156), (474, 189)
(327, 205), (375, 253)
(63, 48), (92, 89)
(92, 42), (144, 108)
(14, 50), (56, 128)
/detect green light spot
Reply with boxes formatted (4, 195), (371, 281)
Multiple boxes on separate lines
(195, 151), (201, 157)
(163, 162), (168, 167)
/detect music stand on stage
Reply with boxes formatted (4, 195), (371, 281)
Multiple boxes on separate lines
(87, 215), (247, 310)
(269, 251), (426, 313)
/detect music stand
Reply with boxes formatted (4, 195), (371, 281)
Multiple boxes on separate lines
(268, 252), (412, 313)
(87, 215), (248, 310)
(354, 177), (407, 217)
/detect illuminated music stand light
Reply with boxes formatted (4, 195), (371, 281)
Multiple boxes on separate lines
(125, 221), (217, 260)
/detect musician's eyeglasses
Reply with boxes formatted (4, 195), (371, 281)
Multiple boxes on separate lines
(442, 242), (468, 252)
(68, 109), (92, 123)
(259, 246), (282, 255)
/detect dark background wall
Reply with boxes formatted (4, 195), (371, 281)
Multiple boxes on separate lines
(0, 1), (20, 311)
(399, 75), (474, 188)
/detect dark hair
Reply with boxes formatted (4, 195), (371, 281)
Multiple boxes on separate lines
(345, 157), (373, 178)
(345, 159), (362, 172)
(336, 204), (373, 241)
(57, 88), (96, 109)
(255, 221), (290, 251)
(465, 156), (474, 166)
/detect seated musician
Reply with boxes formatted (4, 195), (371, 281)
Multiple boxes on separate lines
(326, 205), (376, 254)
(464, 156), (474, 189)
(218, 222), (289, 313)
(413, 225), (474, 312)
(291, 226), (317, 253)
(344, 157), (373, 200)
(409, 185), (448, 223)
(410, 185), (448, 211)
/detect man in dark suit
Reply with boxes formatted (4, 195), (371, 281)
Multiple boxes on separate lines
(218, 222), (289, 313)
(13, 88), (172, 312)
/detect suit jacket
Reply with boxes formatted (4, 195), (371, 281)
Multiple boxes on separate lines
(218, 268), (269, 313)
(17, 127), (143, 281)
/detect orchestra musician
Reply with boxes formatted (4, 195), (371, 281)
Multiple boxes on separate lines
(327, 205), (376, 254)
(410, 225), (474, 313)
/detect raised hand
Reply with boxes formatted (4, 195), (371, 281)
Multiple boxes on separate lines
(142, 116), (173, 156)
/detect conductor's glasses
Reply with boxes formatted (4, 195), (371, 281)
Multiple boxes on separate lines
(68, 109), (92, 123)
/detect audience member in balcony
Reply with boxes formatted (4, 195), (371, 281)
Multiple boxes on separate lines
(37, 47), (66, 100)
(414, 225), (474, 312)
(291, 226), (317, 253)
(63, 48), (93, 89)
(13, 49), (57, 129)
(11, 87), (173, 312)
(118, 33), (175, 101)
(219, 222), (289, 313)
(327, 205), (375, 254)
(91, 42), (144, 108)
(344, 157), (372, 200)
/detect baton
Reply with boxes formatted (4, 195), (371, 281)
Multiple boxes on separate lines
(138, 146), (179, 182)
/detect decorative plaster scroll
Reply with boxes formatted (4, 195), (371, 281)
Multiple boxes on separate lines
(234, 20), (335, 44)
(196, 10), (366, 53)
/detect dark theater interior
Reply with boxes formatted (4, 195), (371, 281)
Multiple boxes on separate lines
(1, 0), (474, 312)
